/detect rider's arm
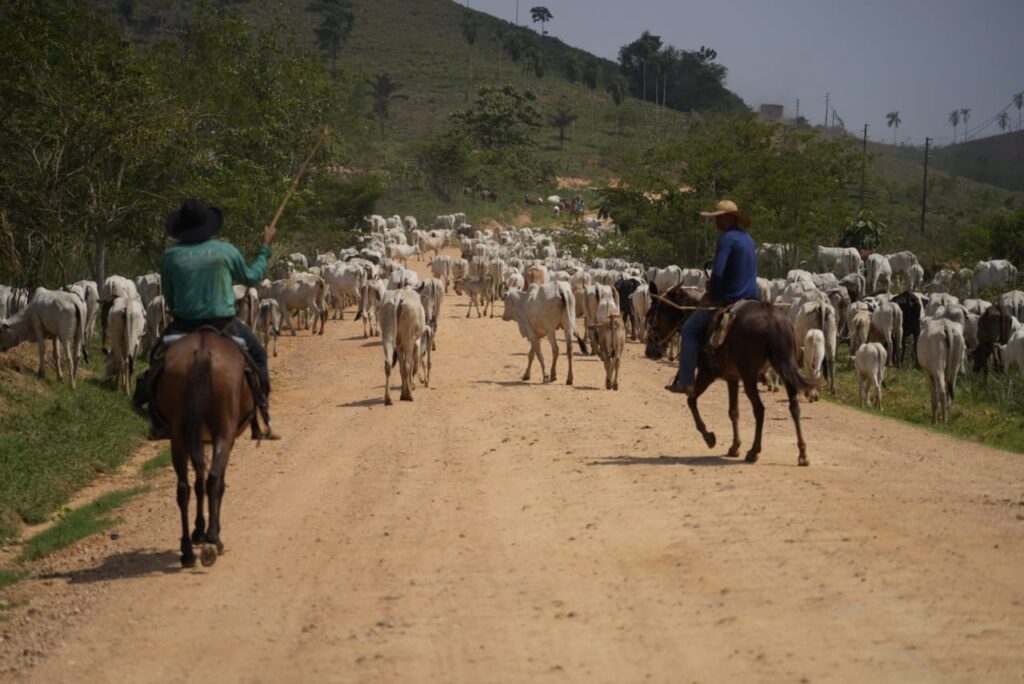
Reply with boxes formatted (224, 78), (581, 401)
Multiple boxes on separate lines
(707, 233), (733, 302)
(228, 244), (272, 287)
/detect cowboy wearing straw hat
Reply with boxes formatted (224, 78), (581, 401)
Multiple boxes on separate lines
(665, 199), (760, 396)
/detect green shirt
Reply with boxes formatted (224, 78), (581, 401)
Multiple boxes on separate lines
(161, 240), (271, 321)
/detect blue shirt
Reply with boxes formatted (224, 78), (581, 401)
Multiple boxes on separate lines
(708, 227), (759, 304)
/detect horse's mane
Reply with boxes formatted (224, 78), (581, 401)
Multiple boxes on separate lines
(663, 284), (705, 306)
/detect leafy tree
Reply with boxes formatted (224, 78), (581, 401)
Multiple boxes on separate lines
(449, 85), (542, 150)
(493, 23), (508, 80)
(840, 211), (885, 251)
(582, 57), (600, 90)
(948, 109), (960, 143)
(549, 101), (578, 150)
(886, 111), (901, 144)
(525, 45), (545, 78)
(530, 6), (552, 35)
(461, 12), (478, 92)
(997, 111), (1010, 133)
(1014, 92), (1024, 131)
(305, 0), (355, 78)
(606, 77), (628, 135)
(364, 72), (408, 131)
(987, 208), (1024, 267)
(564, 55), (581, 85)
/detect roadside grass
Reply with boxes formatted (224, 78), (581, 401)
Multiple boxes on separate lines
(0, 339), (148, 543)
(17, 487), (149, 563)
(0, 568), (27, 593)
(141, 448), (172, 478)
(824, 349), (1024, 454)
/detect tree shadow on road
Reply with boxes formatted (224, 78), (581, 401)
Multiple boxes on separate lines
(337, 397), (383, 408)
(38, 548), (185, 585)
(589, 454), (745, 467)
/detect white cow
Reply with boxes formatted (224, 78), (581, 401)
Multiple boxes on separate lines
(802, 329), (825, 402)
(854, 342), (887, 410)
(233, 285), (259, 329)
(592, 309), (625, 391)
(68, 280), (100, 338)
(134, 272), (162, 308)
(0, 288), (86, 388)
(865, 253), (892, 294)
(106, 295), (146, 394)
(415, 277), (445, 347)
(816, 246), (863, 278)
(288, 252), (309, 269)
(430, 255), (454, 291)
(501, 282), (577, 385)
(997, 290), (1024, 321)
(357, 279), (387, 338)
(143, 295), (170, 352)
(973, 259), (1018, 294)
(630, 283), (651, 342)
(453, 275), (494, 318)
(380, 289), (427, 406)
(917, 318), (966, 426)
(256, 299), (283, 358)
(323, 262), (365, 320)
(268, 275), (326, 336)
(995, 330), (1024, 378)
(387, 243), (421, 266)
(870, 301), (904, 366)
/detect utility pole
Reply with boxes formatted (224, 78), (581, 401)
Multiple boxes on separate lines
(920, 137), (931, 234)
(796, 97), (800, 121)
(515, 0), (519, 26)
(824, 92), (830, 128)
(860, 123), (869, 210)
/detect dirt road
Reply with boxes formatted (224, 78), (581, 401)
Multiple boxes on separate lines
(3, 251), (1024, 682)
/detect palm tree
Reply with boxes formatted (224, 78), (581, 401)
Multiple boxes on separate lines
(549, 102), (578, 150)
(364, 73), (408, 133)
(997, 111), (1010, 133)
(530, 6), (552, 36)
(948, 110), (960, 143)
(494, 24), (508, 80)
(564, 55), (581, 86)
(461, 12), (478, 95)
(1014, 91), (1024, 131)
(885, 111), (902, 144)
(960, 108), (971, 142)
(607, 78), (628, 135)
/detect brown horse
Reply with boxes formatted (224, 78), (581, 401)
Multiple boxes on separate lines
(645, 286), (816, 466)
(153, 331), (257, 567)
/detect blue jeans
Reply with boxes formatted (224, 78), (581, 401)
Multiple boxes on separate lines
(676, 309), (715, 386)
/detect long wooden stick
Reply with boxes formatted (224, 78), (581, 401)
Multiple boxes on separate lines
(267, 125), (331, 232)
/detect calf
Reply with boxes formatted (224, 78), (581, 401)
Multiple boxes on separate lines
(972, 305), (1014, 374)
(143, 295), (170, 352)
(630, 283), (651, 343)
(453, 275), (495, 318)
(501, 282), (577, 385)
(256, 299), (283, 358)
(356, 279), (387, 338)
(380, 289), (427, 405)
(854, 342), (887, 410)
(917, 318), (966, 425)
(430, 255), (454, 292)
(592, 310), (625, 390)
(105, 295), (146, 394)
(0, 288), (87, 388)
(415, 277), (445, 348)
(233, 285), (259, 329)
(995, 330), (1024, 378)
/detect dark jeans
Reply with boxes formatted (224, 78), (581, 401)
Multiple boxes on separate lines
(165, 317), (269, 391)
(676, 309), (716, 386)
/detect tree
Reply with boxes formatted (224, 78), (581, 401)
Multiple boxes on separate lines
(504, 29), (529, 65)
(948, 110), (960, 143)
(305, 0), (355, 78)
(997, 111), (1010, 133)
(564, 55), (581, 86)
(582, 57), (600, 90)
(549, 101), (578, 150)
(449, 85), (543, 150)
(525, 45), (545, 79)
(461, 12), (478, 94)
(886, 111), (901, 144)
(364, 73), (408, 132)
(494, 23), (508, 80)
(960, 108), (971, 142)
(1013, 91), (1023, 131)
(840, 211), (885, 251)
(530, 6), (552, 35)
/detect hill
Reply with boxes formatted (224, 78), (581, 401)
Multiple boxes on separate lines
(869, 131), (1024, 193)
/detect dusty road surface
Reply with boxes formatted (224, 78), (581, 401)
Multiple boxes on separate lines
(3, 250), (1024, 683)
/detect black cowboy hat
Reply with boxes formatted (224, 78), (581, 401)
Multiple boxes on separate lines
(165, 198), (223, 244)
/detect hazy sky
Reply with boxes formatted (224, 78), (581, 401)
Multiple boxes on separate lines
(466, 0), (1023, 147)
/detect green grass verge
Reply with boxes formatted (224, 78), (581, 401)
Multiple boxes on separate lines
(0, 568), (28, 593)
(141, 448), (172, 478)
(0, 340), (148, 543)
(824, 350), (1024, 454)
(17, 486), (149, 563)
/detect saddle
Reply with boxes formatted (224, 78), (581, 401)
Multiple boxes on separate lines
(706, 299), (758, 354)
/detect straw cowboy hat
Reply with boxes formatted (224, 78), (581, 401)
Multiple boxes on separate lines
(699, 199), (750, 229)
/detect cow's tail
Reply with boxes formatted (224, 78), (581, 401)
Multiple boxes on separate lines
(944, 326), (962, 401)
(768, 318), (818, 393)
(75, 299), (88, 365)
(355, 283), (366, 321)
(122, 305), (133, 379)
(391, 299), (402, 366)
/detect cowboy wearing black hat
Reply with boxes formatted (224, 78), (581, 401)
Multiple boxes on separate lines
(141, 198), (279, 439)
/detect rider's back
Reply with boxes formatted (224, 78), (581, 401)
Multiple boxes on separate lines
(161, 240), (270, 321)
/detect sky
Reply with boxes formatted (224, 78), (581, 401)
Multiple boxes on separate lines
(465, 0), (1024, 147)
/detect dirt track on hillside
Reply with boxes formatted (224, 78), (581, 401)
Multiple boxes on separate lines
(3, 250), (1024, 682)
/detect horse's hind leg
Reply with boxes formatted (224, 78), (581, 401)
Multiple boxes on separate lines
(204, 438), (232, 562)
(191, 449), (207, 545)
(742, 379), (766, 463)
(784, 381), (809, 466)
(172, 444), (196, 567)
(686, 369), (717, 449)
(726, 380), (742, 457)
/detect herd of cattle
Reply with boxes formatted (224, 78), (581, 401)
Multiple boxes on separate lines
(1, 213), (1023, 427)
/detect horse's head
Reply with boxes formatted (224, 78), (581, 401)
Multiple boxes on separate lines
(644, 285), (700, 360)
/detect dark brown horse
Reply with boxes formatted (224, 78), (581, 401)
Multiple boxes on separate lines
(645, 286), (816, 466)
(153, 331), (257, 567)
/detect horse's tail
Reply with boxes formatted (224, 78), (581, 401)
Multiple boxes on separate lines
(769, 317), (818, 393)
(184, 343), (214, 470)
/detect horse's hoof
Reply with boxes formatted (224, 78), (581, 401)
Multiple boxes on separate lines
(522, 374), (530, 382)
(181, 554), (196, 569)
(798, 453), (809, 467)
(400, 394), (413, 402)
(703, 432), (717, 449)
(200, 544), (218, 567)
(726, 445), (741, 458)
(191, 529), (206, 545)
(384, 396), (393, 406)
(745, 450), (760, 463)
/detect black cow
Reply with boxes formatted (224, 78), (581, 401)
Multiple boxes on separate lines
(891, 291), (923, 368)
(614, 278), (642, 341)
